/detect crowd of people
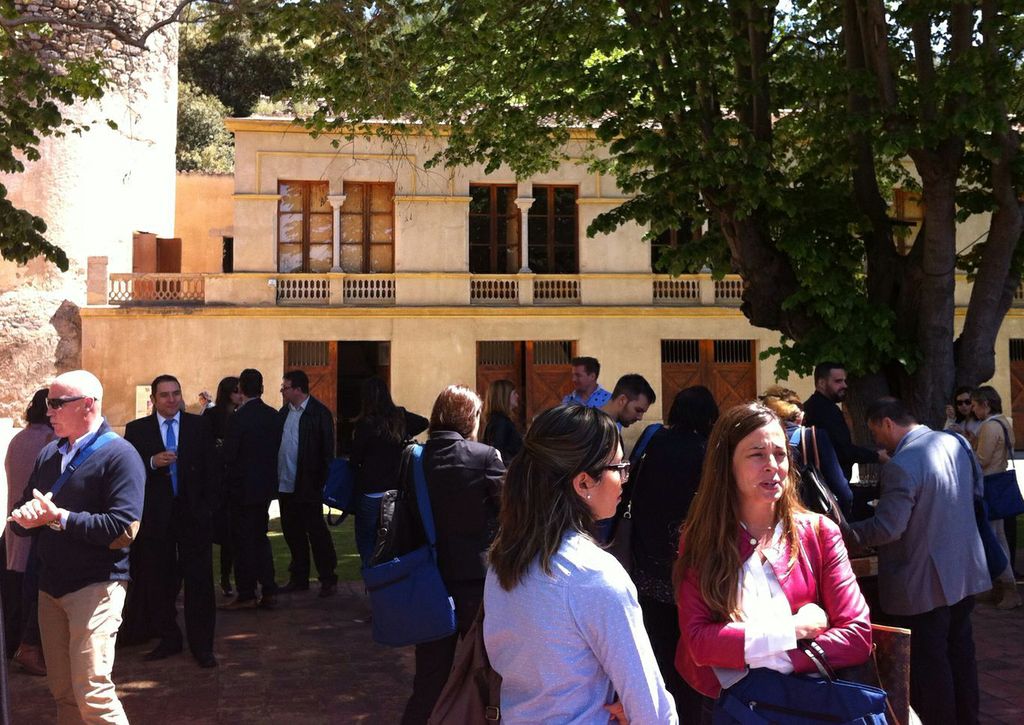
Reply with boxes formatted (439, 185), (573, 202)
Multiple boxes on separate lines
(1, 357), (1019, 723)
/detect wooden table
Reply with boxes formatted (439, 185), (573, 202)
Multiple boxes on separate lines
(850, 555), (878, 578)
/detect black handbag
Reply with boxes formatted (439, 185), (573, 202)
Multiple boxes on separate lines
(797, 426), (844, 524)
(607, 424), (662, 572)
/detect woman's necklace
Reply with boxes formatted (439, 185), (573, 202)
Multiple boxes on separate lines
(740, 520), (775, 549)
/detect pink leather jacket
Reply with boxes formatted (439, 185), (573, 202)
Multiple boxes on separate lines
(674, 513), (872, 698)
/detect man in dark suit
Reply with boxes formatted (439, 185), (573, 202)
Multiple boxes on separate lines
(124, 374), (218, 668)
(220, 368), (281, 610)
(803, 361), (888, 481)
(277, 370), (338, 597)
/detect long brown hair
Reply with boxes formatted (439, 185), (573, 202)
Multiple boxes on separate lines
(673, 402), (804, 620)
(482, 379), (516, 434)
(357, 377), (406, 443)
(488, 405), (620, 591)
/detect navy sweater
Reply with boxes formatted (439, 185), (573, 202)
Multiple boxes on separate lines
(11, 421), (146, 598)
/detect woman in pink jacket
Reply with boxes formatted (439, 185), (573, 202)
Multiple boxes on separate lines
(674, 402), (872, 715)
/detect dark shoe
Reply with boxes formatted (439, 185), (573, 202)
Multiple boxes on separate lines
(218, 596), (258, 611)
(194, 652), (218, 668)
(220, 582), (234, 597)
(279, 581), (309, 594)
(319, 581), (337, 598)
(144, 643), (183, 661)
(258, 593), (278, 610)
(13, 645), (46, 676)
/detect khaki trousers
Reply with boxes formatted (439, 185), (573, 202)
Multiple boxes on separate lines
(38, 581), (129, 725)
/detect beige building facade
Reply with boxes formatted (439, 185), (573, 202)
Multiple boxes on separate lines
(76, 119), (1024, 451)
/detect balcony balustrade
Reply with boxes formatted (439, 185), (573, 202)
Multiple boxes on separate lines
(108, 274), (205, 305)
(96, 269), (761, 309)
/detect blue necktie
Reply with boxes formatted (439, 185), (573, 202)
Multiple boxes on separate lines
(165, 419), (178, 497)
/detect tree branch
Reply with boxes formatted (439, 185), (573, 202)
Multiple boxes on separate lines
(0, 1), (222, 50)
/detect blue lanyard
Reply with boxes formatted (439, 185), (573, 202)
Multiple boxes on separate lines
(50, 430), (119, 498)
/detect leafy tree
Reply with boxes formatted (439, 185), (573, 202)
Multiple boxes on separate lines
(177, 81), (234, 172)
(0, 0), (200, 269)
(179, 19), (298, 116)
(222, 0), (1023, 423)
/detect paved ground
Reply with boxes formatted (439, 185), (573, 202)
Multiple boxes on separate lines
(7, 583), (414, 724)
(6, 583), (1023, 723)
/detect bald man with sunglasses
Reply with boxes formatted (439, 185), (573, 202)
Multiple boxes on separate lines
(9, 370), (144, 725)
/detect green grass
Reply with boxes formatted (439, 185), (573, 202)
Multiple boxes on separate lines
(213, 511), (363, 585)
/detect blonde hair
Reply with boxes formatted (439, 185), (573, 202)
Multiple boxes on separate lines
(759, 385), (802, 423)
(673, 403), (804, 619)
(482, 379), (516, 433)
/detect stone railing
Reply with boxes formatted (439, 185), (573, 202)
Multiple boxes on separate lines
(108, 273), (205, 304)
(343, 275), (396, 305)
(652, 276), (701, 305)
(534, 276), (581, 304)
(276, 275), (331, 305)
(714, 277), (745, 304)
(96, 266), (749, 308)
(470, 276), (519, 305)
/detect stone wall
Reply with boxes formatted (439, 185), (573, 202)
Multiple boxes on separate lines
(0, 0), (180, 420)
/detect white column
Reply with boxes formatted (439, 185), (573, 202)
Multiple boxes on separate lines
(328, 194), (347, 271)
(514, 197), (534, 273)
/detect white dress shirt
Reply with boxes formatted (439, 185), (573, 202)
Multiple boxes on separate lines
(150, 411), (181, 469)
(714, 522), (797, 689)
(278, 396), (307, 493)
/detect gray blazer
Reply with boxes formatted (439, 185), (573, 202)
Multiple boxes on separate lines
(847, 425), (989, 616)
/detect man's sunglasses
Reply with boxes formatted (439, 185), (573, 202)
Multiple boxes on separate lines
(46, 396), (89, 410)
(955, 398), (972, 406)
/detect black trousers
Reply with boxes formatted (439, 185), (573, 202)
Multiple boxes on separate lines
(400, 581), (482, 725)
(278, 494), (337, 585)
(885, 596), (979, 725)
(138, 503), (216, 655)
(638, 595), (710, 724)
(230, 503), (278, 601)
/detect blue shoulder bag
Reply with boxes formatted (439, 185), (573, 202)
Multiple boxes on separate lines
(323, 457), (356, 526)
(979, 420), (1024, 520)
(361, 444), (457, 647)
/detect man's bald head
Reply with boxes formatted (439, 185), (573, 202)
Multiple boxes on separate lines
(48, 369), (103, 442)
(52, 370), (103, 400)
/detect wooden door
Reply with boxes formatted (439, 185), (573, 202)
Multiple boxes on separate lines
(708, 340), (757, 409)
(1010, 340), (1024, 449)
(661, 339), (756, 416)
(660, 340), (702, 420)
(284, 341), (338, 422)
(525, 340), (576, 422)
(476, 341), (525, 428)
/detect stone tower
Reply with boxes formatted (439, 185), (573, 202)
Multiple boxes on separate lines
(0, 0), (179, 420)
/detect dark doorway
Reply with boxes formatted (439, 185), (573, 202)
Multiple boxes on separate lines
(222, 237), (234, 273)
(283, 340), (391, 454)
(337, 341), (391, 455)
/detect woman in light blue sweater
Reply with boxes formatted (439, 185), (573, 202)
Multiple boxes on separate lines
(484, 405), (678, 724)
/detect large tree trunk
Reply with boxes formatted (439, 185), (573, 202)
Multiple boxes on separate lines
(904, 157), (960, 428)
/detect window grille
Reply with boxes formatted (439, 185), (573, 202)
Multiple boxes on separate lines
(285, 341), (330, 368)
(661, 340), (700, 364)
